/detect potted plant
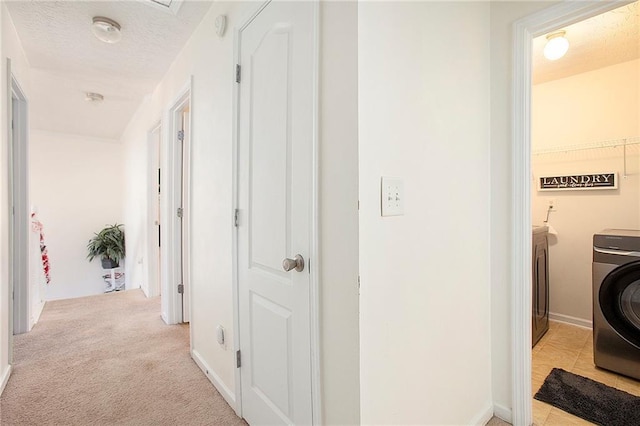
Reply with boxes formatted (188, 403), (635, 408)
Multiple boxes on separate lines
(87, 223), (125, 269)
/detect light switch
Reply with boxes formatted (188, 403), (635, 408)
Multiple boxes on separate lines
(381, 177), (404, 216)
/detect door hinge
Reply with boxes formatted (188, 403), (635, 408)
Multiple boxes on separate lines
(236, 64), (241, 83)
(236, 350), (241, 368)
(178, 284), (184, 294)
(177, 207), (183, 218)
(234, 209), (239, 227)
(177, 130), (184, 141)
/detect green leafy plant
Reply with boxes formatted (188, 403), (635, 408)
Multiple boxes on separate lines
(87, 223), (125, 268)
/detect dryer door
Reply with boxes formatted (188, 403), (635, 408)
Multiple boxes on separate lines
(600, 260), (640, 348)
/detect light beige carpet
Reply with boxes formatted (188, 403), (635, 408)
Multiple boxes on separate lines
(0, 290), (245, 425)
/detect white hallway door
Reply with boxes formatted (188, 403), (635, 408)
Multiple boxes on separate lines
(237, 1), (315, 424)
(180, 109), (190, 323)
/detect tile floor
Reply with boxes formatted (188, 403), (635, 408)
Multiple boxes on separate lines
(532, 321), (640, 425)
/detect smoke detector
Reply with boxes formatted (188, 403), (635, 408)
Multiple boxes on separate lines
(91, 17), (121, 44)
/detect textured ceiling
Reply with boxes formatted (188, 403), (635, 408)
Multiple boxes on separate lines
(533, 2), (639, 84)
(5, 0), (213, 140)
(12, 1), (637, 138)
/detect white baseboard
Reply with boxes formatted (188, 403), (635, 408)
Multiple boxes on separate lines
(31, 300), (46, 328)
(161, 312), (169, 325)
(191, 349), (237, 411)
(0, 365), (12, 396)
(470, 403), (494, 426)
(493, 403), (512, 424)
(549, 312), (592, 329)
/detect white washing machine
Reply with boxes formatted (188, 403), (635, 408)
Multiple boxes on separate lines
(593, 229), (640, 380)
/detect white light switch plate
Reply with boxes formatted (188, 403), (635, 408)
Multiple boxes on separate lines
(381, 177), (404, 216)
(216, 325), (225, 346)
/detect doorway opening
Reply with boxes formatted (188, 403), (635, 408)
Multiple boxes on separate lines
(146, 122), (162, 299)
(8, 60), (31, 342)
(511, 1), (637, 425)
(161, 82), (191, 326)
(528, 2), (640, 424)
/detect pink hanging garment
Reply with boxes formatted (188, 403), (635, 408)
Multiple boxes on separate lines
(31, 213), (51, 284)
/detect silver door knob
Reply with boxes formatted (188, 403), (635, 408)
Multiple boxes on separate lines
(282, 254), (305, 272)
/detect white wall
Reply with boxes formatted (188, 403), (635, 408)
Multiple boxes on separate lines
(319, 2), (360, 423)
(358, 2), (493, 424)
(121, 0), (250, 400)
(28, 219), (46, 326)
(533, 60), (639, 151)
(121, 102), (151, 296)
(120, 2), (360, 422)
(29, 130), (124, 300)
(532, 60), (640, 325)
(1, 2), (33, 393)
(489, 0), (560, 419)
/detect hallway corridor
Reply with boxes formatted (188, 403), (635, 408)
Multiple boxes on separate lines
(0, 290), (243, 425)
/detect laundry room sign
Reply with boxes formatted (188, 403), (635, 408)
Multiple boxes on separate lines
(538, 173), (617, 191)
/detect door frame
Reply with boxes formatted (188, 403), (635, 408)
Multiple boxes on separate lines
(146, 120), (162, 298)
(161, 79), (192, 327)
(510, 1), (633, 424)
(7, 59), (29, 337)
(231, 1), (322, 422)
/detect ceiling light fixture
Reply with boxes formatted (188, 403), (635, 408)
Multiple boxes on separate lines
(85, 92), (104, 102)
(91, 17), (121, 44)
(543, 31), (569, 61)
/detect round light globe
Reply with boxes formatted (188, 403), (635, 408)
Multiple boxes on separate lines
(544, 34), (569, 61)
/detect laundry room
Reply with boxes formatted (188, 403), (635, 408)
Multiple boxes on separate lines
(532, 36), (640, 329)
(531, 8), (640, 332)
(529, 2), (640, 425)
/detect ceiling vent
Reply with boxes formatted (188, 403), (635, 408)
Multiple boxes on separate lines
(147, 0), (184, 15)
(85, 92), (104, 102)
